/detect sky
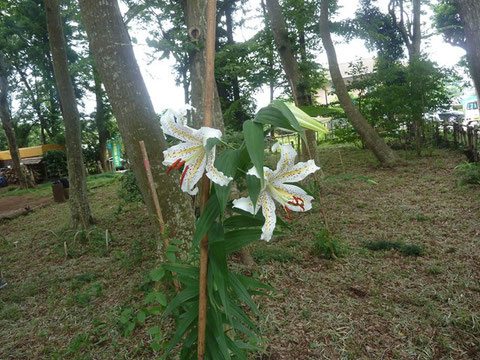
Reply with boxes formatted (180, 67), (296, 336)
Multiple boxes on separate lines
(120, 0), (467, 113)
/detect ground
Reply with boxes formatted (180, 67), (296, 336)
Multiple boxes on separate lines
(0, 146), (479, 359)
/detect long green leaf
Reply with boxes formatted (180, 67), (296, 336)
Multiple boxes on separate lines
(214, 149), (241, 212)
(224, 229), (262, 254)
(246, 174), (261, 207)
(271, 100), (306, 141)
(243, 120), (264, 182)
(254, 106), (294, 130)
(162, 302), (198, 359)
(223, 215), (264, 229)
(193, 194), (220, 249)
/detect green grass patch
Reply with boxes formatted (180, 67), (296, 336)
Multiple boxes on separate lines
(253, 246), (298, 264)
(365, 240), (425, 257)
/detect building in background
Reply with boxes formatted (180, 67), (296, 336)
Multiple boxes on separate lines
(317, 58), (376, 105)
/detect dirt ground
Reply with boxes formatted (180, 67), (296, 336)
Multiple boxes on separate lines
(0, 194), (52, 219)
(0, 147), (479, 359)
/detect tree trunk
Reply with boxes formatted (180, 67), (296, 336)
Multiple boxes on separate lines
(225, 1), (241, 102)
(78, 0), (195, 242)
(320, 0), (399, 166)
(455, 0), (480, 97)
(44, 0), (93, 229)
(0, 51), (33, 189)
(265, 0), (318, 163)
(92, 65), (109, 172)
(182, 0), (224, 132)
(13, 63), (48, 145)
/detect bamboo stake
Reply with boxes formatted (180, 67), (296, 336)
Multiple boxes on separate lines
(197, 0), (217, 357)
(139, 141), (180, 292)
(140, 141), (166, 239)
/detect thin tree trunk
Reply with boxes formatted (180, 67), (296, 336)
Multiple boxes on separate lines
(78, 0), (195, 242)
(320, 0), (399, 166)
(0, 51), (33, 189)
(44, 0), (93, 228)
(92, 65), (109, 172)
(265, 0), (318, 163)
(13, 63), (48, 145)
(455, 0), (480, 97)
(182, 0), (224, 132)
(225, 1), (241, 102)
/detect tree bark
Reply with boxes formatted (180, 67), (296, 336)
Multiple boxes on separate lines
(78, 0), (195, 242)
(0, 51), (33, 189)
(320, 0), (399, 166)
(455, 0), (480, 98)
(182, 0), (224, 132)
(265, 0), (318, 163)
(45, 0), (94, 228)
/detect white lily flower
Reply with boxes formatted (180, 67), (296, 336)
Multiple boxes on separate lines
(233, 143), (320, 241)
(161, 108), (232, 195)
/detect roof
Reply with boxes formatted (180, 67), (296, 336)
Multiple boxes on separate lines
(0, 144), (65, 161)
(21, 156), (44, 165)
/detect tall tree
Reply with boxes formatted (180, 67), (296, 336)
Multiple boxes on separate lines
(0, 50), (33, 189)
(388, 0), (424, 155)
(319, 0), (399, 166)
(265, 0), (319, 163)
(91, 65), (109, 172)
(182, 0), (225, 131)
(78, 0), (195, 242)
(454, 0), (480, 97)
(44, 0), (93, 228)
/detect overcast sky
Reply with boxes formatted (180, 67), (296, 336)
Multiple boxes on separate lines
(121, 0), (467, 113)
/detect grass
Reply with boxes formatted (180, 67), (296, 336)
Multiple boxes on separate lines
(1, 146), (479, 359)
(0, 172), (119, 198)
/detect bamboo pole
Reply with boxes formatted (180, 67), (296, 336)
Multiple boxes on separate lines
(140, 141), (180, 292)
(197, 0), (217, 357)
(139, 141), (166, 240)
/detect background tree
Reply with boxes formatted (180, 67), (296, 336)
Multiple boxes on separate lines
(453, 0), (480, 97)
(44, 0), (93, 228)
(0, 50), (33, 188)
(319, 0), (399, 166)
(78, 0), (195, 242)
(265, 0), (319, 162)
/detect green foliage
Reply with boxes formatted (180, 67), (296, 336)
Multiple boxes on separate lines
(432, 1), (466, 50)
(365, 240), (424, 257)
(43, 150), (67, 178)
(310, 229), (345, 260)
(455, 162), (480, 186)
(117, 170), (143, 203)
(253, 246), (298, 264)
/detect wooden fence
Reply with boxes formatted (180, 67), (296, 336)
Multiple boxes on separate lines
(443, 123), (479, 162)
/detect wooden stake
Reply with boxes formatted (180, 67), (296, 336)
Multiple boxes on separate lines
(197, 0), (217, 357)
(140, 141), (166, 239)
(139, 141), (180, 293)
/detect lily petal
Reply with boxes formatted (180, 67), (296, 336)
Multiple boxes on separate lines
(161, 110), (201, 144)
(181, 150), (207, 195)
(259, 192), (276, 242)
(162, 142), (202, 166)
(205, 147), (233, 187)
(270, 183), (313, 212)
(232, 196), (256, 215)
(197, 127), (223, 147)
(273, 144), (297, 178)
(273, 159), (320, 184)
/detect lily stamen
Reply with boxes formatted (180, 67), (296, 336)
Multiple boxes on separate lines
(166, 158), (182, 174)
(180, 165), (189, 186)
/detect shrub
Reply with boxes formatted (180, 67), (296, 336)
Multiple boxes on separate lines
(43, 150), (68, 178)
(311, 229), (345, 260)
(117, 170), (143, 203)
(455, 162), (480, 186)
